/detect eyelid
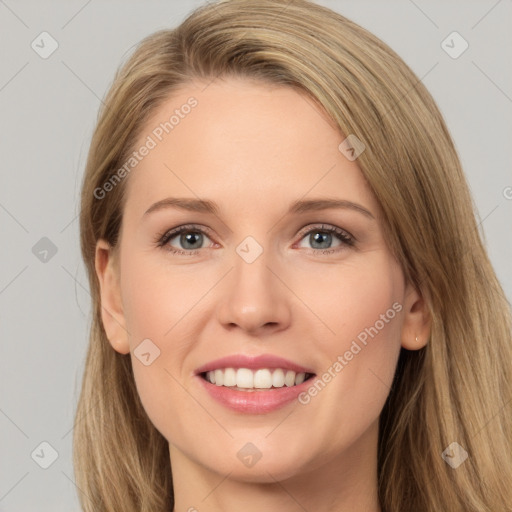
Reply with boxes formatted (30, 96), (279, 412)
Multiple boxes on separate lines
(158, 223), (214, 242)
(156, 222), (356, 254)
(155, 223), (216, 251)
(295, 223), (355, 243)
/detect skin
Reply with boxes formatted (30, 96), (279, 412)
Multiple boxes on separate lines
(95, 77), (431, 512)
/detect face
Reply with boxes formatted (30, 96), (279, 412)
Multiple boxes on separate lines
(96, 77), (428, 483)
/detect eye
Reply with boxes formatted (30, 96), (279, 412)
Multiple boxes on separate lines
(295, 224), (355, 253)
(155, 224), (214, 255)
(155, 223), (355, 256)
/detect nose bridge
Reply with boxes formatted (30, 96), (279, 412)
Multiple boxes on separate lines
(217, 234), (291, 333)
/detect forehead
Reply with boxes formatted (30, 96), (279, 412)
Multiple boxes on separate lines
(123, 78), (378, 219)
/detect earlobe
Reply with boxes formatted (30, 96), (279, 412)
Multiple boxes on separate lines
(400, 282), (431, 351)
(94, 239), (130, 355)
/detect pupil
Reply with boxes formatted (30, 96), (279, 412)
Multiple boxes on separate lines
(182, 232), (202, 249)
(311, 232), (331, 249)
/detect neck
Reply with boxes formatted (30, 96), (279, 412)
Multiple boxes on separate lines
(170, 420), (382, 512)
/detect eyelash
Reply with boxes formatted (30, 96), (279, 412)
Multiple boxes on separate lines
(154, 223), (355, 256)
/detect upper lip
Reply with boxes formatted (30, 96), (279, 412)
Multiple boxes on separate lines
(194, 354), (315, 375)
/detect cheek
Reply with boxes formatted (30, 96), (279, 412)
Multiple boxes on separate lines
(118, 252), (205, 439)
(309, 252), (403, 426)
(303, 251), (404, 407)
(129, 359), (195, 445)
(120, 251), (193, 342)
(310, 250), (403, 349)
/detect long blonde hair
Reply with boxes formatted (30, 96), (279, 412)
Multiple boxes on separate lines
(75, 1), (512, 510)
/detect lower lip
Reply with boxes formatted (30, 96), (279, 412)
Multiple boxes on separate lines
(196, 374), (314, 414)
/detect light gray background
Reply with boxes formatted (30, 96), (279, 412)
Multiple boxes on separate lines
(1, 1), (511, 510)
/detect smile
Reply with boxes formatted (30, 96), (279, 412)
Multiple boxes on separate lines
(201, 367), (314, 390)
(194, 353), (317, 413)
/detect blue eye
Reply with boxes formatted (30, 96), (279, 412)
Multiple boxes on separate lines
(156, 224), (213, 255)
(296, 224), (355, 252)
(155, 223), (355, 255)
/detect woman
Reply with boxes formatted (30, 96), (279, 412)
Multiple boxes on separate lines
(74, 0), (512, 510)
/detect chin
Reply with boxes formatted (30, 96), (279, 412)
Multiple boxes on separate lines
(204, 448), (312, 483)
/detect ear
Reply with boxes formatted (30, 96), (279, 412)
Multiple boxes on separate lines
(94, 239), (130, 355)
(400, 281), (431, 350)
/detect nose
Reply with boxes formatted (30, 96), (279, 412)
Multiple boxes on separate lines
(216, 248), (292, 336)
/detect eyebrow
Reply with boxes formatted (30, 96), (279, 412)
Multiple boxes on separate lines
(143, 197), (375, 220)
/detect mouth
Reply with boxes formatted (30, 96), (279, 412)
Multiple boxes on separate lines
(194, 353), (317, 412)
(199, 368), (316, 391)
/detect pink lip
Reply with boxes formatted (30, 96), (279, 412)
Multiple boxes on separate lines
(196, 374), (314, 414)
(194, 353), (314, 375)
(194, 354), (316, 414)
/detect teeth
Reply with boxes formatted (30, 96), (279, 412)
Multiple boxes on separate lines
(223, 367), (236, 387)
(253, 369), (272, 389)
(272, 369), (285, 387)
(284, 370), (295, 387)
(236, 368), (253, 388)
(205, 368), (309, 389)
(295, 372), (306, 385)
